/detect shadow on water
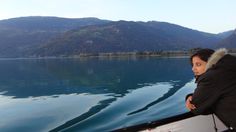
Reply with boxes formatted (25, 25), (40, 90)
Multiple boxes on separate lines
(0, 57), (194, 131)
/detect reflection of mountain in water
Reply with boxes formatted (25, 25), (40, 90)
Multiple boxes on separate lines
(0, 57), (192, 98)
(0, 57), (193, 131)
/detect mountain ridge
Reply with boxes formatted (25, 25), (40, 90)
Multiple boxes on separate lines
(0, 16), (110, 57)
(0, 16), (235, 57)
(30, 20), (222, 56)
(217, 29), (236, 48)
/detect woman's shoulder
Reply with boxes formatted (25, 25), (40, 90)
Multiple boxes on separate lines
(219, 54), (236, 67)
(196, 69), (219, 83)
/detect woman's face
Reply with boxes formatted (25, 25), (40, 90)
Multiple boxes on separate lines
(192, 56), (207, 76)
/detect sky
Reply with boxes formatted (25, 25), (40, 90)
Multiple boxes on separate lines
(0, 0), (236, 34)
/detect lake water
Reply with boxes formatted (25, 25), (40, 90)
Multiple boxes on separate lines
(0, 57), (196, 132)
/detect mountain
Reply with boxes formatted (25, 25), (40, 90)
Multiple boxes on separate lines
(216, 30), (234, 39)
(0, 16), (234, 57)
(217, 29), (236, 48)
(0, 16), (109, 57)
(31, 21), (222, 57)
(0, 16), (109, 31)
(142, 21), (221, 48)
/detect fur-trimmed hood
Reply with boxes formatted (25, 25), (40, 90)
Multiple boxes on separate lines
(205, 48), (228, 71)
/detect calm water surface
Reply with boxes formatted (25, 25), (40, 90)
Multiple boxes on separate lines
(0, 57), (196, 132)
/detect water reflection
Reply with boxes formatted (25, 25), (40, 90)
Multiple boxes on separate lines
(0, 57), (194, 131)
(0, 57), (192, 98)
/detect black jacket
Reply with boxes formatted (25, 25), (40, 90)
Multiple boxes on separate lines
(190, 49), (236, 128)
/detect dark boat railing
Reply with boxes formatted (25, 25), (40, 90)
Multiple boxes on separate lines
(111, 112), (195, 132)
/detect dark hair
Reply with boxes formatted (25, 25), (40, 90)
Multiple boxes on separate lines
(190, 48), (215, 65)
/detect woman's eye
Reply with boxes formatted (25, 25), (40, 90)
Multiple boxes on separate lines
(196, 63), (201, 66)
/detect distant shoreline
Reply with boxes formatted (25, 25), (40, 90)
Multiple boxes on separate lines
(0, 55), (190, 60)
(42, 50), (236, 58)
(1, 50), (236, 60)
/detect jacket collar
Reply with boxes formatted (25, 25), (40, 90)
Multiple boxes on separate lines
(205, 48), (228, 71)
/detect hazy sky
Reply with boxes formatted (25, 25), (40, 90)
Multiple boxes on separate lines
(1, 0), (236, 33)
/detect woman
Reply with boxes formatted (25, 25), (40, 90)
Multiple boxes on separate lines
(186, 48), (236, 131)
